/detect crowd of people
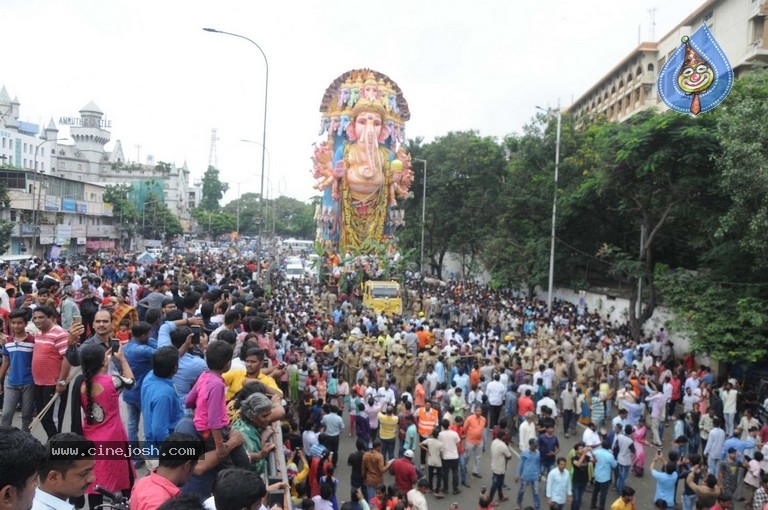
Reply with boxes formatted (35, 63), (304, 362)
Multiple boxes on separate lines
(1, 250), (768, 510)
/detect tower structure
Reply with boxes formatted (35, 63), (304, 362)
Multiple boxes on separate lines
(70, 102), (111, 163)
(208, 128), (218, 169)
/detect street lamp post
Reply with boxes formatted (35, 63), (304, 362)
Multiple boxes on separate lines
(240, 139), (272, 240)
(204, 28), (269, 247)
(413, 158), (428, 275)
(31, 137), (68, 257)
(536, 104), (561, 316)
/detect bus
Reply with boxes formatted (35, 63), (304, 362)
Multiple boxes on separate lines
(282, 238), (314, 254)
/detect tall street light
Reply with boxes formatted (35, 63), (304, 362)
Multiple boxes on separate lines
(536, 104), (561, 316)
(413, 158), (427, 275)
(232, 178), (259, 236)
(240, 138), (272, 263)
(31, 137), (68, 256)
(203, 28), (269, 256)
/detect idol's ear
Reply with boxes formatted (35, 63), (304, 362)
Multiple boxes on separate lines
(378, 126), (390, 144)
(346, 121), (357, 142)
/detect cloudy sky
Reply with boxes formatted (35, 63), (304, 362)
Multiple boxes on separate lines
(3, 0), (703, 203)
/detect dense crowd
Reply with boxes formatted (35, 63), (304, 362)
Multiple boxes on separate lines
(0, 251), (767, 510)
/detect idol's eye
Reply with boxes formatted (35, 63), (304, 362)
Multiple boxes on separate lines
(682, 67), (694, 77)
(696, 64), (709, 74)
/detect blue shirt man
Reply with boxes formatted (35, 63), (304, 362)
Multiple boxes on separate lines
(651, 462), (678, 508)
(141, 368), (184, 448)
(592, 447), (617, 483)
(121, 324), (156, 451)
(516, 441), (541, 481)
(434, 359), (446, 385)
(721, 434), (756, 460)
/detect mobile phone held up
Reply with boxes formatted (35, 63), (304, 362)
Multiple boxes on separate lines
(109, 339), (120, 353)
(191, 326), (201, 345)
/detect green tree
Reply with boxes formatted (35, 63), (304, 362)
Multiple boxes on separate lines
(400, 132), (506, 279)
(142, 193), (183, 239)
(569, 110), (719, 339)
(656, 267), (768, 363)
(191, 207), (235, 239)
(715, 68), (768, 269)
(0, 182), (12, 255)
(200, 165), (229, 212)
(485, 112), (582, 295)
(103, 184), (139, 237)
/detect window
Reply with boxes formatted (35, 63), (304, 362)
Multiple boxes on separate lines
(0, 170), (27, 189)
(10, 210), (16, 222)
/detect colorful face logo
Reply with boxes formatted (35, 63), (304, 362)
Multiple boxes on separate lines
(677, 61), (714, 94)
(658, 27), (733, 115)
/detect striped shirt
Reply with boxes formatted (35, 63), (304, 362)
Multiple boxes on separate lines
(32, 325), (68, 386)
(1, 334), (35, 385)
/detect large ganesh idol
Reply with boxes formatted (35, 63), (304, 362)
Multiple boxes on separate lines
(312, 69), (413, 256)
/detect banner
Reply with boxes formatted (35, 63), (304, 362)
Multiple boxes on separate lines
(44, 196), (59, 211)
(62, 198), (77, 212)
(71, 225), (87, 237)
(56, 225), (72, 244)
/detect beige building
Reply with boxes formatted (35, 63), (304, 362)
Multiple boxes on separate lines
(567, 0), (768, 122)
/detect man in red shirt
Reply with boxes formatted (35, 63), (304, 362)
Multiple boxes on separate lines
(31, 305), (74, 439)
(131, 432), (197, 510)
(388, 449), (419, 495)
(450, 415), (471, 488)
(518, 389), (535, 424)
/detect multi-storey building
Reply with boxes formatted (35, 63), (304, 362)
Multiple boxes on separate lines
(0, 85), (197, 255)
(567, 0), (768, 122)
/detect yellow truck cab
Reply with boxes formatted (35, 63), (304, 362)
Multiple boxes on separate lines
(362, 280), (403, 316)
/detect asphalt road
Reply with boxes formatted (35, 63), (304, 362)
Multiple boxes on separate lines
(4, 398), (681, 510)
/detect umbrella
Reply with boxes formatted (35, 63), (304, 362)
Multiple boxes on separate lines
(136, 251), (156, 264)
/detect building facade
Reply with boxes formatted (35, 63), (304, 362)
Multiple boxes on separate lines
(0, 85), (196, 257)
(567, 0), (768, 122)
(1, 168), (120, 257)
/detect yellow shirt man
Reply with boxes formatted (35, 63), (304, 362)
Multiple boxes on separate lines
(223, 370), (282, 401)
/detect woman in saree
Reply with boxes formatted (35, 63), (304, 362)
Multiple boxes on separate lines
(632, 416), (651, 476)
(111, 289), (138, 339)
(577, 387), (591, 425)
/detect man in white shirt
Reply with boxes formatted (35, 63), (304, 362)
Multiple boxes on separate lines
(486, 373), (506, 428)
(536, 390), (558, 419)
(519, 412), (537, 452)
(32, 433), (96, 510)
(0, 278), (10, 312)
(582, 421), (602, 449)
(437, 419), (461, 495)
(407, 478), (430, 510)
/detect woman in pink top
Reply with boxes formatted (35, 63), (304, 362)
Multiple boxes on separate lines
(74, 343), (135, 510)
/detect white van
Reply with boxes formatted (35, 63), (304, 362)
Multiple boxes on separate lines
(284, 263), (305, 281)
